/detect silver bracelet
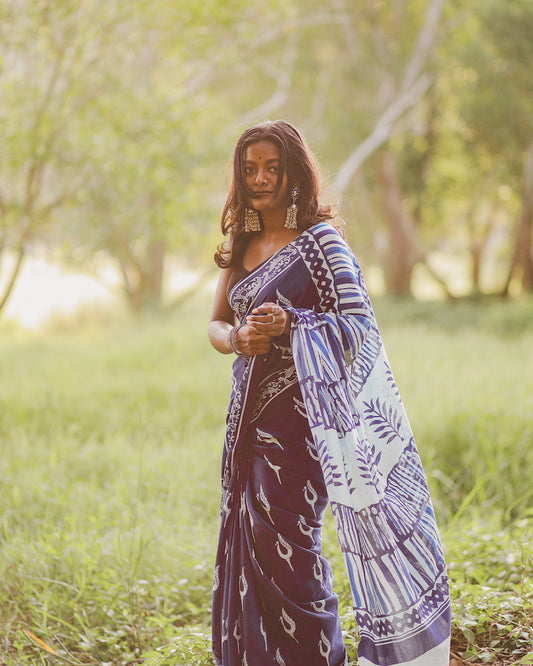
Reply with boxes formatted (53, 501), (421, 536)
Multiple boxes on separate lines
(229, 323), (246, 356)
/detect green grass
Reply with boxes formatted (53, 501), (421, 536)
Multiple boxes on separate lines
(1, 297), (532, 664)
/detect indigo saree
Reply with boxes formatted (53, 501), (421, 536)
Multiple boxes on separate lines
(212, 222), (451, 666)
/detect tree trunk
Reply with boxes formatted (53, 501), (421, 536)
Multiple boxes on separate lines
(143, 240), (165, 308)
(0, 244), (26, 315)
(124, 241), (165, 313)
(377, 151), (418, 296)
(501, 142), (533, 296)
(470, 202), (500, 296)
(471, 238), (482, 295)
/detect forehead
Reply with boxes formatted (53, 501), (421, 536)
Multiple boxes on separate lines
(244, 140), (280, 162)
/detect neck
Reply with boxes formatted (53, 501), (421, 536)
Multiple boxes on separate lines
(260, 208), (287, 236)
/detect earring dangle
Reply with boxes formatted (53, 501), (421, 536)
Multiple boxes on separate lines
(284, 186), (299, 229)
(244, 208), (261, 232)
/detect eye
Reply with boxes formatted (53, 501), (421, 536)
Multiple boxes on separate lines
(269, 165), (280, 173)
(245, 166), (255, 175)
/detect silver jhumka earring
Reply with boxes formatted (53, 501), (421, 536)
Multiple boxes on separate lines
(244, 208), (261, 232)
(284, 186), (299, 229)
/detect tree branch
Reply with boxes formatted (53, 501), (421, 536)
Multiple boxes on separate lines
(236, 34), (298, 126)
(333, 74), (432, 192)
(331, 0), (359, 62)
(185, 10), (349, 97)
(402, 0), (446, 93)
(333, 0), (445, 192)
(417, 254), (456, 300)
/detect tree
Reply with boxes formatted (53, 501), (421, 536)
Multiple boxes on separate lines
(0, 0), (143, 313)
(3, 0), (530, 311)
(458, 0), (533, 296)
(0, 0), (239, 313)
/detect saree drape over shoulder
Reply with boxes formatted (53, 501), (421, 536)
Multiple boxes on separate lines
(212, 222), (451, 666)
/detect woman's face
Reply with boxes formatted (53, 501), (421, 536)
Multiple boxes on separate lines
(244, 140), (288, 212)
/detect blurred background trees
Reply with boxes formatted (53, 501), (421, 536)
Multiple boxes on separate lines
(1, 0), (532, 314)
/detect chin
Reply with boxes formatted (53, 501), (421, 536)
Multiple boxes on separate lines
(253, 200), (281, 212)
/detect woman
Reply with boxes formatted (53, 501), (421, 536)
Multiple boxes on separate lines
(208, 120), (451, 666)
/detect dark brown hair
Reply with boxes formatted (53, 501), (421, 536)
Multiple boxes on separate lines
(214, 120), (339, 268)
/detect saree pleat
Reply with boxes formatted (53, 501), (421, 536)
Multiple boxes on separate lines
(212, 222), (451, 666)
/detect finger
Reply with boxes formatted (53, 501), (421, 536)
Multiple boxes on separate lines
(248, 313), (272, 319)
(252, 303), (276, 315)
(247, 316), (274, 325)
(246, 323), (271, 337)
(250, 331), (274, 344)
(248, 321), (276, 333)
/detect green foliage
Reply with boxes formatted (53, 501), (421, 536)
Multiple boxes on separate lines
(1, 298), (532, 664)
(462, 0), (533, 156)
(2, 0), (533, 308)
(447, 521), (533, 663)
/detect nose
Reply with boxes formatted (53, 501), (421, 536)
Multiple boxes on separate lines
(254, 168), (268, 185)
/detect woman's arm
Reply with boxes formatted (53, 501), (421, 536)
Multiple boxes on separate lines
(208, 269), (236, 354)
(208, 269), (273, 356)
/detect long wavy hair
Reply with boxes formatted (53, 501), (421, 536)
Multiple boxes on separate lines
(214, 120), (339, 268)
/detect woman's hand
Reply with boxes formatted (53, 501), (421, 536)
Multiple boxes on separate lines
(246, 302), (291, 338)
(233, 321), (272, 356)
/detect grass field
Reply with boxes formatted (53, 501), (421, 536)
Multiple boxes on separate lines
(1, 296), (532, 665)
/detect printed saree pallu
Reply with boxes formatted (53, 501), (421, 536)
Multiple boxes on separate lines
(212, 222), (451, 666)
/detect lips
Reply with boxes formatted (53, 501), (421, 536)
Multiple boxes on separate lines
(252, 191), (272, 197)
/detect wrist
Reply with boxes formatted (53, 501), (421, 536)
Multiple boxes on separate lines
(229, 323), (246, 356)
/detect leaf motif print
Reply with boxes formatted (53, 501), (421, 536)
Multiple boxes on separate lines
(313, 554), (324, 583)
(275, 648), (287, 666)
(297, 514), (314, 542)
(233, 615), (242, 653)
(294, 396), (307, 419)
(363, 397), (403, 444)
(213, 564), (220, 592)
(278, 345), (293, 361)
(303, 480), (318, 516)
(221, 491), (232, 526)
(311, 600), (335, 618)
(271, 576), (283, 595)
(221, 618), (228, 645)
(259, 616), (268, 651)
(355, 438), (384, 488)
(280, 608), (299, 643)
(256, 428), (285, 450)
(275, 533), (294, 571)
(249, 510), (256, 542)
(239, 492), (246, 521)
(239, 567), (248, 603)
(322, 458), (343, 488)
(257, 485), (275, 525)
(385, 366), (401, 398)
(264, 454), (282, 484)
(319, 630), (332, 665)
